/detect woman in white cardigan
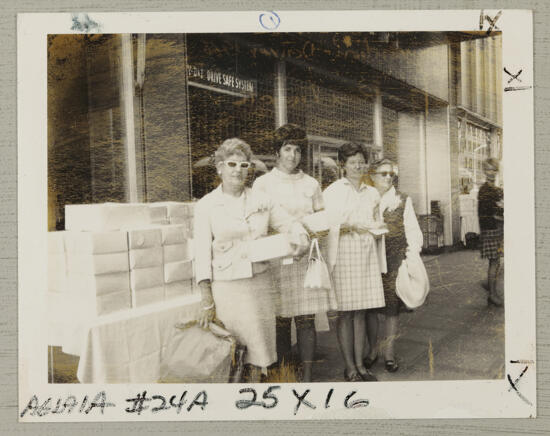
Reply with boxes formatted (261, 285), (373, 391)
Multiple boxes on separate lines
(323, 143), (386, 382)
(194, 138), (309, 381)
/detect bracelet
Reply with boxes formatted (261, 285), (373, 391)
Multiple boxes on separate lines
(201, 302), (215, 311)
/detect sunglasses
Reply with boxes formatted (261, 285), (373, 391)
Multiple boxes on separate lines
(374, 171), (396, 178)
(224, 160), (251, 169)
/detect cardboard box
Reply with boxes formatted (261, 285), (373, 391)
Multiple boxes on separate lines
(248, 234), (294, 262)
(63, 230), (128, 254)
(127, 228), (162, 249)
(163, 243), (188, 263)
(48, 253), (66, 292)
(164, 280), (194, 299)
(160, 224), (188, 246)
(66, 271), (131, 296)
(130, 266), (164, 290)
(302, 211), (330, 232)
(66, 252), (129, 275)
(164, 260), (194, 283)
(129, 247), (163, 269)
(132, 285), (165, 307)
(65, 203), (151, 231)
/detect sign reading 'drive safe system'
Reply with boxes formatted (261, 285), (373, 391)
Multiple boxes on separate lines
(187, 64), (257, 97)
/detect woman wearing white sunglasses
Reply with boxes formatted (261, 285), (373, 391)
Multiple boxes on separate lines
(253, 124), (338, 382)
(194, 138), (309, 381)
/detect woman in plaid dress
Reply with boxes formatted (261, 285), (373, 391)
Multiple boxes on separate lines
(253, 124), (337, 382)
(478, 158), (504, 307)
(323, 143), (386, 382)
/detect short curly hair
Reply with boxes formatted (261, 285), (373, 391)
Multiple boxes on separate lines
(214, 138), (253, 165)
(337, 142), (369, 165)
(272, 123), (308, 155)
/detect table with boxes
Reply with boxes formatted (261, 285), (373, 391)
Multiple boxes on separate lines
(47, 201), (199, 382)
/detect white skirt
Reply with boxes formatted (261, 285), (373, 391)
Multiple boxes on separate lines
(212, 271), (277, 368)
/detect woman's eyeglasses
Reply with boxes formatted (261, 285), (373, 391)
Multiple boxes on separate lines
(374, 171), (396, 178)
(224, 160), (251, 169)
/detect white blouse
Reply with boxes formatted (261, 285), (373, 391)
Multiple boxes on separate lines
(252, 167), (324, 220)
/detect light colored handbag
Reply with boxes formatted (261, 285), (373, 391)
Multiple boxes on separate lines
(303, 238), (332, 293)
(159, 320), (246, 383)
(396, 251), (430, 309)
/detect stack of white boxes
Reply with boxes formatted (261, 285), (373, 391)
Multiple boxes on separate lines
(47, 201), (197, 319)
(64, 230), (131, 316)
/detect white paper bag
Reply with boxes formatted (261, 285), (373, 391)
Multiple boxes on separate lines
(130, 266), (164, 290)
(164, 260), (194, 283)
(396, 252), (430, 309)
(129, 247), (163, 269)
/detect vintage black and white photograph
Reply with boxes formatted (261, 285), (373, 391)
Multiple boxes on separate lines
(18, 10), (535, 421)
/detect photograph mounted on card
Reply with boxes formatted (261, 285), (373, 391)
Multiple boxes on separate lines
(17, 9), (535, 422)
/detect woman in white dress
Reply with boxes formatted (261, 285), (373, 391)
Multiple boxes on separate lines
(253, 124), (337, 382)
(323, 143), (386, 382)
(195, 138), (309, 381)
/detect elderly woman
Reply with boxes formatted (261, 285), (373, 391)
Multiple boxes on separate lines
(363, 158), (423, 373)
(323, 142), (386, 382)
(478, 157), (504, 307)
(253, 124), (338, 382)
(194, 138), (309, 380)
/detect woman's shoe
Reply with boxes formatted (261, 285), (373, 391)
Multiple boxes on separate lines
(344, 369), (363, 382)
(363, 354), (378, 369)
(358, 369), (378, 382)
(385, 359), (399, 373)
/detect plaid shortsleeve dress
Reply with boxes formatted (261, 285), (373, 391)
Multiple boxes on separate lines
(323, 179), (385, 311)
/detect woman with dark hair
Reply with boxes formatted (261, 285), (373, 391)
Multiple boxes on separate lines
(194, 138), (309, 381)
(253, 124), (337, 382)
(478, 157), (504, 307)
(363, 158), (423, 373)
(323, 143), (386, 382)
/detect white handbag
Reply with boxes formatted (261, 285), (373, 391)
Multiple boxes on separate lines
(395, 250), (430, 309)
(303, 238), (332, 293)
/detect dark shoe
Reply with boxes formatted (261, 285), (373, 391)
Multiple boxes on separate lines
(344, 369), (363, 382)
(358, 369), (378, 382)
(385, 359), (399, 373)
(363, 354), (378, 369)
(487, 296), (504, 307)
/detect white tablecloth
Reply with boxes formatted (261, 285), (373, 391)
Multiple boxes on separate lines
(48, 292), (201, 383)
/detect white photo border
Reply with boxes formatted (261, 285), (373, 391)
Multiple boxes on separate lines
(17, 9), (535, 421)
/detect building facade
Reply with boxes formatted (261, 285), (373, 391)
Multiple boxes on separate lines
(48, 32), (502, 245)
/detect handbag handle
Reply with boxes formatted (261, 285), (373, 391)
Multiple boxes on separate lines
(308, 238), (322, 262)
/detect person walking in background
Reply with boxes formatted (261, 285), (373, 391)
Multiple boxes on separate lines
(364, 158), (423, 373)
(194, 138), (309, 382)
(253, 124), (337, 382)
(323, 143), (386, 382)
(478, 157), (504, 307)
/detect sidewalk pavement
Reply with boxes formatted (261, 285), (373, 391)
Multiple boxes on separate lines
(311, 248), (505, 382)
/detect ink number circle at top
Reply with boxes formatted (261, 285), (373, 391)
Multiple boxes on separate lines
(259, 11), (281, 30)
